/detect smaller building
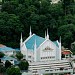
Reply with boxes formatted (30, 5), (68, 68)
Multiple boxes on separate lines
(62, 50), (72, 59)
(1, 56), (17, 65)
(0, 44), (15, 56)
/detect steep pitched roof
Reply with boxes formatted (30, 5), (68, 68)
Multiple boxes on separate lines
(25, 34), (59, 51)
(25, 34), (45, 50)
(62, 50), (72, 55)
(53, 41), (59, 47)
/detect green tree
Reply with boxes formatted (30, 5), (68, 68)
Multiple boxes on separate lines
(0, 12), (24, 48)
(61, 0), (74, 15)
(5, 60), (12, 68)
(0, 64), (6, 74)
(6, 66), (21, 75)
(0, 52), (4, 63)
(39, 0), (51, 14)
(2, 1), (18, 14)
(18, 0), (25, 4)
(63, 14), (75, 25)
(0, 52), (4, 58)
(1, 0), (75, 50)
(58, 24), (75, 48)
(16, 52), (23, 60)
(18, 60), (29, 70)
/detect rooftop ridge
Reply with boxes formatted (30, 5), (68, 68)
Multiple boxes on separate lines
(24, 34), (35, 43)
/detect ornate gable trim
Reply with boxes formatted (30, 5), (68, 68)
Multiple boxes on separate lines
(43, 46), (53, 51)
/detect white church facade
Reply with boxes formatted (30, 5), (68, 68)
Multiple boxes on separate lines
(20, 27), (61, 62)
(20, 27), (74, 75)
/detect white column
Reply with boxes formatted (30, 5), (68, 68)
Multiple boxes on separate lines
(34, 39), (37, 62)
(20, 33), (23, 52)
(45, 31), (46, 39)
(46, 28), (49, 39)
(59, 36), (61, 60)
(29, 26), (32, 36)
(26, 49), (28, 60)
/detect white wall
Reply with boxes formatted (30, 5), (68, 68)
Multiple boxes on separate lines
(21, 39), (60, 62)
(2, 51), (14, 56)
(37, 40), (57, 61)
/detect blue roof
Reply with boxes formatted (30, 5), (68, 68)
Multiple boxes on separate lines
(0, 47), (14, 51)
(15, 48), (20, 51)
(25, 34), (45, 50)
(53, 41), (59, 47)
(1, 56), (16, 61)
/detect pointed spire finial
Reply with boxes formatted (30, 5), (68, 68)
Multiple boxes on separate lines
(47, 28), (49, 39)
(59, 36), (61, 60)
(59, 36), (61, 43)
(20, 32), (23, 42)
(29, 26), (32, 36)
(45, 31), (46, 39)
(20, 32), (23, 50)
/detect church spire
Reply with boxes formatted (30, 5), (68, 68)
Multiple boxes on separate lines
(59, 36), (61, 43)
(20, 33), (23, 51)
(59, 36), (61, 60)
(45, 31), (46, 39)
(20, 33), (23, 44)
(29, 26), (32, 36)
(47, 28), (49, 39)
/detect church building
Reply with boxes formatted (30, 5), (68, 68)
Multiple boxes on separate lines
(20, 27), (61, 62)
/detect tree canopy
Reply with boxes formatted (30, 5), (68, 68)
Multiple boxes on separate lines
(16, 52), (23, 60)
(18, 60), (29, 70)
(5, 60), (12, 68)
(6, 66), (21, 75)
(0, 0), (75, 50)
(0, 52), (4, 58)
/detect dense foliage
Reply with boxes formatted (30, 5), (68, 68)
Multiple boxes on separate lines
(0, 0), (75, 49)
(16, 52), (23, 60)
(5, 60), (12, 68)
(6, 66), (21, 75)
(0, 64), (6, 73)
(18, 60), (29, 70)
(0, 52), (4, 58)
(0, 52), (4, 62)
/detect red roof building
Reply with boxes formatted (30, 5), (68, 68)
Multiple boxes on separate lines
(62, 50), (72, 58)
(62, 50), (72, 55)
(0, 44), (6, 47)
